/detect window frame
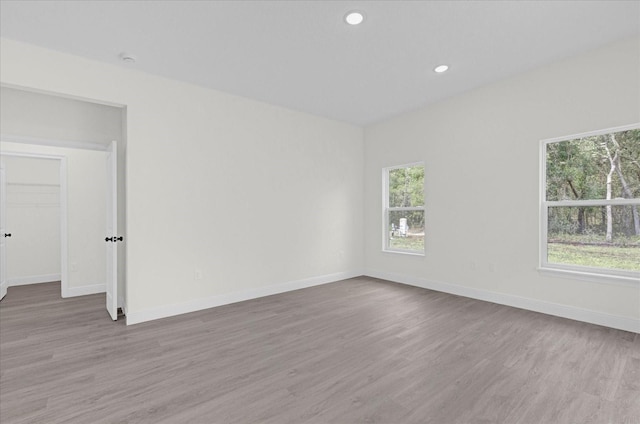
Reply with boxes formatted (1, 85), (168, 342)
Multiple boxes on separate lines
(539, 124), (640, 285)
(382, 162), (425, 256)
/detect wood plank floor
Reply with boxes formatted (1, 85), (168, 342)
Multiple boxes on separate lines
(1, 277), (638, 424)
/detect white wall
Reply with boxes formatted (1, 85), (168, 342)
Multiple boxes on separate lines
(0, 143), (107, 295)
(3, 35), (634, 331)
(0, 86), (123, 147)
(0, 38), (365, 323)
(2, 155), (60, 284)
(364, 37), (640, 332)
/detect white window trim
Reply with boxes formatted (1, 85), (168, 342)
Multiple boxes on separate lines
(382, 162), (425, 256)
(539, 123), (640, 285)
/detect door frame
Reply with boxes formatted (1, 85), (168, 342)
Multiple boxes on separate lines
(0, 151), (69, 296)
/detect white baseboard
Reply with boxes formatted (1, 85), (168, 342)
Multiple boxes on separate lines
(366, 270), (640, 334)
(7, 274), (61, 287)
(62, 283), (105, 298)
(126, 270), (363, 326)
(0, 281), (7, 301)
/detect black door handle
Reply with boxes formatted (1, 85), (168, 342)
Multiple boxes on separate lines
(105, 236), (123, 242)
(105, 237), (114, 242)
(3, 233), (11, 238)
(115, 236), (123, 242)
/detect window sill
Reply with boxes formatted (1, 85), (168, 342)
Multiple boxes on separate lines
(538, 266), (639, 287)
(382, 249), (425, 257)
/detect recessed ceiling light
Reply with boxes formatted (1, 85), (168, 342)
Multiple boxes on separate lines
(345, 11), (365, 25)
(434, 65), (449, 73)
(120, 52), (136, 64)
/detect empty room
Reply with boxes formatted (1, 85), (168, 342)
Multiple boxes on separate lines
(0, 1), (638, 423)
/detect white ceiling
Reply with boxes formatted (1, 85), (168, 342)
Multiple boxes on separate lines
(1, 1), (638, 126)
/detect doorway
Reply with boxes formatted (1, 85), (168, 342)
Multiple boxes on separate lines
(0, 153), (66, 299)
(0, 144), (118, 320)
(0, 84), (125, 320)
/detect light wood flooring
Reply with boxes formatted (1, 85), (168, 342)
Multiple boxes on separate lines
(1, 277), (639, 424)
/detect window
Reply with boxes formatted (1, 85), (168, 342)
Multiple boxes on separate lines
(541, 125), (640, 282)
(383, 163), (425, 255)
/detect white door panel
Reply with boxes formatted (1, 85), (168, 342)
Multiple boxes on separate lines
(105, 141), (118, 320)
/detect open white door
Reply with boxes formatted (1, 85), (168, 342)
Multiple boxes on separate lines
(105, 141), (118, 320)
(0, 162), (8, 301)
